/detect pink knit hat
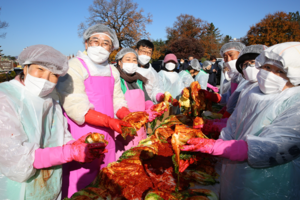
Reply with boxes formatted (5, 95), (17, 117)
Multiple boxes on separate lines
(163, 53), (178, 64)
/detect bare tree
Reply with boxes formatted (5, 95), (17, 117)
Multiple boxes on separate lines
(78, 0), (152, 47)
(0, 7), (8, 38)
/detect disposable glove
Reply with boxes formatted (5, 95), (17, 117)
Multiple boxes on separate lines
(222, 111), (231, 118)
(144, 103), (163, 122)
(218, 106), (227, 114)
(85, 109), (132, 134)
(207, 83), (219, 93)
(33, 133), (106, 169)
(200, 89), (221, 103)
(156, 93), (165, 102)
(116, 107), (131, 120)
(181, 138), (248, 162)
(145, 100), (154, 110)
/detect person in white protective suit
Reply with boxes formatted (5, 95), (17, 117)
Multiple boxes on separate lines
(178, 58), (199, 88)
(200, 42), (245, 118)
(195, 60), (209, 90)
(135, 39), (164, 103)
(0, 45), (106, 200)
(158, 53), (185, 99)
(182, 42), (300, 200)
(157, 53), (186, 114)
(218, 61), (231, 94)
(224, 44), (268, 114)
(197, 60), (219, 92)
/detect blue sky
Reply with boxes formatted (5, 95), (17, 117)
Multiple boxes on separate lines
(0, 0), (299, 57)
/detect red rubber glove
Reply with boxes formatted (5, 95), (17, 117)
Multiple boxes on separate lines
(85, 109), (132, 134)
(218, 106), (227, 114)
(200, 89), (221, 103)
(156, 93), (165, 102)
(181, 138), (248, 161)
(70, 133), (106, 163)
(222, 111), (231, 118)
(116, 107), (131, 120)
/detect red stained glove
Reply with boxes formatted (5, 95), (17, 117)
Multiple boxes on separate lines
(182, 138), (248, 161)
(85, 109), (132, 134)
(222, 111), (231, 118)
(218, 106), (227, 114)
(156, 93), (165, 102)
(116, 107), (131, 120)
(200, 89), (221, 103)
(145, 105), (160, 122)
(172, 99), (179, 107)
(70, 133), (106, 163)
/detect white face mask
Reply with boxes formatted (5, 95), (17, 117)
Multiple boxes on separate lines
(165, 62), (176, 71)
(138, 55), (151, 65)
(24, 73), (56, 97)
(87, 46), (110, 64)
(243, 64), (259, 82)
(224, 71), (231, 81)
(122, 62), (138, 75)
(224, 60), (238, 78)
(257, 69), (288, 94)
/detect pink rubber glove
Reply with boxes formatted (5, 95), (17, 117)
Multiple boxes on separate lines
(33, 133), (106, 169)
(156, 93), (165, 102)
(145, 103), (165, 122)
(145, 109), (159, 122)
(145, 100), (154, 110)
(207, 83), (219, 93)
(182, 138), (248, 161)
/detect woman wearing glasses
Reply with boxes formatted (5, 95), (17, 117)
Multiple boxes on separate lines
(56, 24), (132, 198)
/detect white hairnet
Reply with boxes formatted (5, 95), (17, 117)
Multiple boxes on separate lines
(190, 59), (201, 71)
(83, 24), (119, 50)
(236, 44), (268, 73)
(115, 48), (138, 61)
(220, 42), (246, 57)
(18, 44), (69, 76)
(203, 60), (212, 68)
(255, 42), (300, 86)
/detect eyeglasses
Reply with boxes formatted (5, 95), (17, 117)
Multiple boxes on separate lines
(242, 60), (256, 69)
(88, 39), (112, 49)
(138, 49), (152, 56)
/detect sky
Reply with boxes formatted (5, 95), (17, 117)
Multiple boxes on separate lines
(0, 0), (299, 57)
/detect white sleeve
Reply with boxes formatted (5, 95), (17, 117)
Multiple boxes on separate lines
(0, 92), (39, 182)
(56, 58), (93, 125)
(220, 88), (231, 106)
(111, 66), (128, 115)
(179, 71), (194, 87)
(247, 99), (300, 168)
(148, 68), (164, 103)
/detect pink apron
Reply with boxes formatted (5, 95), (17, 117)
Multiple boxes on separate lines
(115, 80), (147, 160)
(62, 58), (115, 198)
